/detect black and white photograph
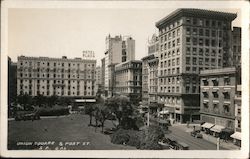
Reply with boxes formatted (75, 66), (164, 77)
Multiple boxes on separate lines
(0, 0), (249, 158)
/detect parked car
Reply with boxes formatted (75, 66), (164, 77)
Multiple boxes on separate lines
(191, 130), (203, 138)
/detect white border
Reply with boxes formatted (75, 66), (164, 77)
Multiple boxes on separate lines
(1, 0), (249, 158)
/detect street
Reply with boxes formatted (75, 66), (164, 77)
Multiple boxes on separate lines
(168, 125), (226, 150)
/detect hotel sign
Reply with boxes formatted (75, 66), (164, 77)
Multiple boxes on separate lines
(82, 50), (95, 59)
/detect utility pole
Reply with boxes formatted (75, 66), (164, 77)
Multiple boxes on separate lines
(217, 137), (220, 150)
(147, 107), (150, 127)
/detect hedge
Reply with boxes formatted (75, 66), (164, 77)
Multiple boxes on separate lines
(37, 107), (69, 116)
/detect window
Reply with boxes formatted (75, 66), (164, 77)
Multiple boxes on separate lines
(223, 92), (230, 99)
(192, 86), (196, 93)
(186, 47), (190, 55)
(177, 38), (180, 45)
(211, 39), (216, 47)
(186, 18), (191, 24)
(193, 38), (197, 45)
(212, 30), (216, 37)
(213, 91), (219, 98)
(224, 77), (230, 85)
(199, 28), (204, 36)
(177, 48), (180, 55)
(186, 67), (190, 71)
(223, 105), (230, 113)
(199, 38), (203, 46)
(199, 48), (203, 56)
(186, 86), (190, 93)
(186, 57), (190, 64)
(203, 91), (209, 98)
(177, 29), (180, 36)
(205, 20), (210, 27)
(186, 27), (191, 35)
(193, 57), (197, 65)
(199, 58), (203, 65)
(186, 37), (191, 43)
(205, 29), (210, 37)
(205, 39), (210, 46)
(193, 48), (197, 55)
(193, 28), (197, 35)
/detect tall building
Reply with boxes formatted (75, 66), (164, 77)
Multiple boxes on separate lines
(104, 35), (135, 97)
(17, 55), (96, 98)
(114, 60), (142, 104)
(95, 66), (102, 94)
(8, 57), (17, 105)
(200, 67), (236, 136)
(155, 9), (237, 123)
(232, 27), (241, 68)
(101, 57), (105, 95)
(141, 34), (159, 105)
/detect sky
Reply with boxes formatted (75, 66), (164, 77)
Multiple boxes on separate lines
(8, 8), (241, 66)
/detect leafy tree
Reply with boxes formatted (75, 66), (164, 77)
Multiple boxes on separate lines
(17, 94), (33, 110)
(47, 95), (58, 107)
(94, 104), (110, 133)
(85, 103), (96, 126)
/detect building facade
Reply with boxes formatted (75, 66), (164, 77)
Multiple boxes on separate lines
(114, 60), (142, 104)
(8, 57), (17, 105)
(232, 27), (241, 69)
(104, 35), (135, 97)
(17, 56), (96, 98)
(95, 66), (102, 94)
(200, 67), (236, 132)
(141, 34), (159, 105)
(155, 9), (236, 123)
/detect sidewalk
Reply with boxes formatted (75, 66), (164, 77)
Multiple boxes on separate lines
(173, 123), (240, 150)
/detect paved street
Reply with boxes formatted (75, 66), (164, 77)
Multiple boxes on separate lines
(168, 124), (226, 150)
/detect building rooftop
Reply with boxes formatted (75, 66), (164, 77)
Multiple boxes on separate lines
(17, 55), (96, 62)
(156, 8), (237, 28)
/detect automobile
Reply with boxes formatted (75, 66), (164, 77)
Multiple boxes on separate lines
(15, 110), (40, 121)
(190, 130), (203, 138)
(176, 141), (189, 150)
(158, 138), (170, 149)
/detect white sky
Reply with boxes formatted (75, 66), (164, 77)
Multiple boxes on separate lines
(8, 8), (241, 66)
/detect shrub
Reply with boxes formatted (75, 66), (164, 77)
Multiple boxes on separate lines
(110, 129), (130, 145)
(37, 107), (69, 116)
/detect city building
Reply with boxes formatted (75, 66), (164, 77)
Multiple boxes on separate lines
(155, 9), (237, 123)
(8, 57), (17, 105)
(114, 60), (142, 104)
(200, 67), (236, 137)
(104, 35), (135, 97)
(95, 66), (102, 95)
(101, 57), (106, 95)
(230, 84), (241, 146)
(17, 55), (96, 98)
(141, 34), (159, 106)
(232, 27), (241, 69)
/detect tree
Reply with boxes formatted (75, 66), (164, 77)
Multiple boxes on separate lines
(33, 94), (46, 107)
(47, 95), (58, 107)
(85, 103), (96, 126)
(17, 94), (33, 110)
(94, 104), (110, 133)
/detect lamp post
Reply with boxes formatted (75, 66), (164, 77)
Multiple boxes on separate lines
(217, 137), (220, 150)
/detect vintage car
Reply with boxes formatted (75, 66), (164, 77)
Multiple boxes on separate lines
(190, 130), (203, 138)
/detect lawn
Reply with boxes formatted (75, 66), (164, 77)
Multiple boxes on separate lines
(8, 114), (135, 150)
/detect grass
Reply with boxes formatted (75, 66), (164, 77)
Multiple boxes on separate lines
(8, 114), (135, 150)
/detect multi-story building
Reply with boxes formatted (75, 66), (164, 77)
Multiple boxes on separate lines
(17, 55), (96, 98)
(200, 67), (236, 136)
(232, 27), (241, 69)
(95, 66), (102, 94)
(101, 57), (106, 95)
(104, 35), (135, 97)
(230, 84), (241, 146)
(141, 34), (159, 105)
(8, 57), (17, 105)
(114, 60), (142, 104)
(155, 9), (237, 123)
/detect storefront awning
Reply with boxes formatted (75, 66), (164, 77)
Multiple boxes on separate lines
(230, 132), (241, 140)
(210, 125), (225, 133)
(201, 122), (214, 129)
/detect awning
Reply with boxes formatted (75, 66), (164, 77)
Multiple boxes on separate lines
(230, 132), (241, 140)
(158, 119), (170, 124)
(210, 125), (225, 133)
(159, 110), (169, 114)
(75, 99), (96, 102)
(201, 122), (214, 129)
